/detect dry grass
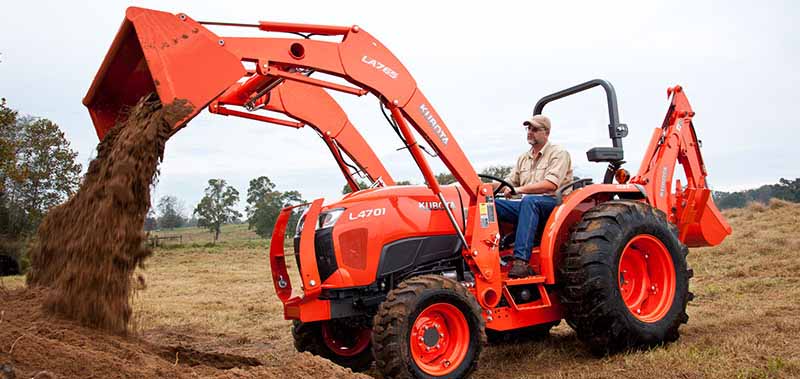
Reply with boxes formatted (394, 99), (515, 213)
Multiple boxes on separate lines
(3, 200), (798, 378)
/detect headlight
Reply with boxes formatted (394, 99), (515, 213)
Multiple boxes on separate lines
(295, 208), (346, 236)
(317, 208), (345, 230)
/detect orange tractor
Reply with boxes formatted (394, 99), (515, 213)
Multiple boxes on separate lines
(84, 7), (732, 378)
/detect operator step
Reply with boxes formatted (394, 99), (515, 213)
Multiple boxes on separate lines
(503, 275), (546, 286)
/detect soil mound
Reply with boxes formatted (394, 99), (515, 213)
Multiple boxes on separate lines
(25, 96), (189, 334)
(0, 288), (368, 379)
(4, 95), (370, 378)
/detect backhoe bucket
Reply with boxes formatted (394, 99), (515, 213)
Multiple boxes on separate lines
(682, 190), (732, 248)
(83, 7), (244, 140)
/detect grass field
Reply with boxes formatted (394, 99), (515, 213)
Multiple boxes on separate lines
(3, 201), (798, 378)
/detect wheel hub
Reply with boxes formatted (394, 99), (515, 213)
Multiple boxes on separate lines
(410, 303), (469, 376)
(423, 326), (441, 347)
(618, 234), (676, 323)
(414, 320), (447, 353)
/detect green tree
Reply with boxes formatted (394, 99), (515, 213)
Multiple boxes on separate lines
(246, 176), (304, 239)
(185, 215), (199, 227)
(0, 98), (20, 193)
(713, 177), (800, 209)
(0, 102), (82, 235)
(143, 207), (158, 231)
(193, 179), (241, 243)
(342, 179), (369, 195)
(480, 165), (513, 182)
(771, 178), (799, 203)
(435, 172), (456, 185)
(0, 98), (18, 236)
(157, 195), (186, 229)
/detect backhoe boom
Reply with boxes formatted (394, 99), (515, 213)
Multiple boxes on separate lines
(631, 86), (731, 246)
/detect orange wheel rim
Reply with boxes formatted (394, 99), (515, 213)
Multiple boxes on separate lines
(321, 322), (371, 357)
(618, 234), (676, 323)
(410, 303), (469, 376)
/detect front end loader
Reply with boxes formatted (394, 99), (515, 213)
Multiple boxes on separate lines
(85, 7), (731, 378)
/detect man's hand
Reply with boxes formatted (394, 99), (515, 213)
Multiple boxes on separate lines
(502, 186), (515, 197)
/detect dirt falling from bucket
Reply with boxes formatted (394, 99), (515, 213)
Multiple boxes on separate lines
(26, 95), (192, 335)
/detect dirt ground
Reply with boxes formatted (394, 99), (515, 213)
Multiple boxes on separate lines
(1, 201), (799, 378)
(0, 287), (370, 379)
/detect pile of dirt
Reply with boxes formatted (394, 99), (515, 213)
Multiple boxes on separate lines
(25, 96), (189, 334)
(0, 288), (368, 379)
(1, 95), (368, 378)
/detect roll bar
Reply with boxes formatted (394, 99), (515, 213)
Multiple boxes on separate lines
(533, 79), (629, 184)
(533, 79), (628, 149)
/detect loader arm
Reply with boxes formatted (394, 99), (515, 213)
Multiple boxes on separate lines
(214, 23), (499, 304)
(84, 7), (502, 307)
(630, 86), (732, 246)
(84, 7), (482, 197)
(210, 79), (395, 190)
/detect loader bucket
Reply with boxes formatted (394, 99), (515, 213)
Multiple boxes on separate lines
(83, 7), (245, 140)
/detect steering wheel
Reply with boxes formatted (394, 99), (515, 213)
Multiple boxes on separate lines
(478, 174), (517, 197)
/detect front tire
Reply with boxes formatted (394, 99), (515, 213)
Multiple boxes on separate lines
(372, 275), (486, 379)
(559, 200), (693, 355)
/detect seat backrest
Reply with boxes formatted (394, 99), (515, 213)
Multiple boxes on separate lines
(586, 147), (624, 163)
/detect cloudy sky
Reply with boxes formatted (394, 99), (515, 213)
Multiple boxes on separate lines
(1, 0), (797, 214)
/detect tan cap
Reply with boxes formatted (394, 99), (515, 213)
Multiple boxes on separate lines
(523, 115), (551, 131)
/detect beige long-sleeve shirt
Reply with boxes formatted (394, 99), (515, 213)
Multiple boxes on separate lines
(505, 142), (573, 196)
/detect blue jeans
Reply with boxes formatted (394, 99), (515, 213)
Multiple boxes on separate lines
(495, 195), (558, 261)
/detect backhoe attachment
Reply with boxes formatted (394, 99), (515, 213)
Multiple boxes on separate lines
(630, 86), (732, 247)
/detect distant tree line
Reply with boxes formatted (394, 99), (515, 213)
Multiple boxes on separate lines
(147, 176), (306, 244)
(713, 178), (799, 209)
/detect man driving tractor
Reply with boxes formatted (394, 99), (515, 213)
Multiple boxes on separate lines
(495, 115), (573, 278)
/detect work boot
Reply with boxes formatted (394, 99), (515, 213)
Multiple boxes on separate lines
(508, 259), (533, 279)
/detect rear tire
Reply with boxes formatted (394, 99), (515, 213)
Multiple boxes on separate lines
(558, 200), (693, 355)
(372, 275), (486, 379)
(292, 318), (373, 371)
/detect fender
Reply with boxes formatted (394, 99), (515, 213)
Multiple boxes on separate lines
(538, 184), (646, 284)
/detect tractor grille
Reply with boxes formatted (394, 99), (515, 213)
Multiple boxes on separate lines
(292, 227), (338, 284)
(314, 227), (338, 282)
